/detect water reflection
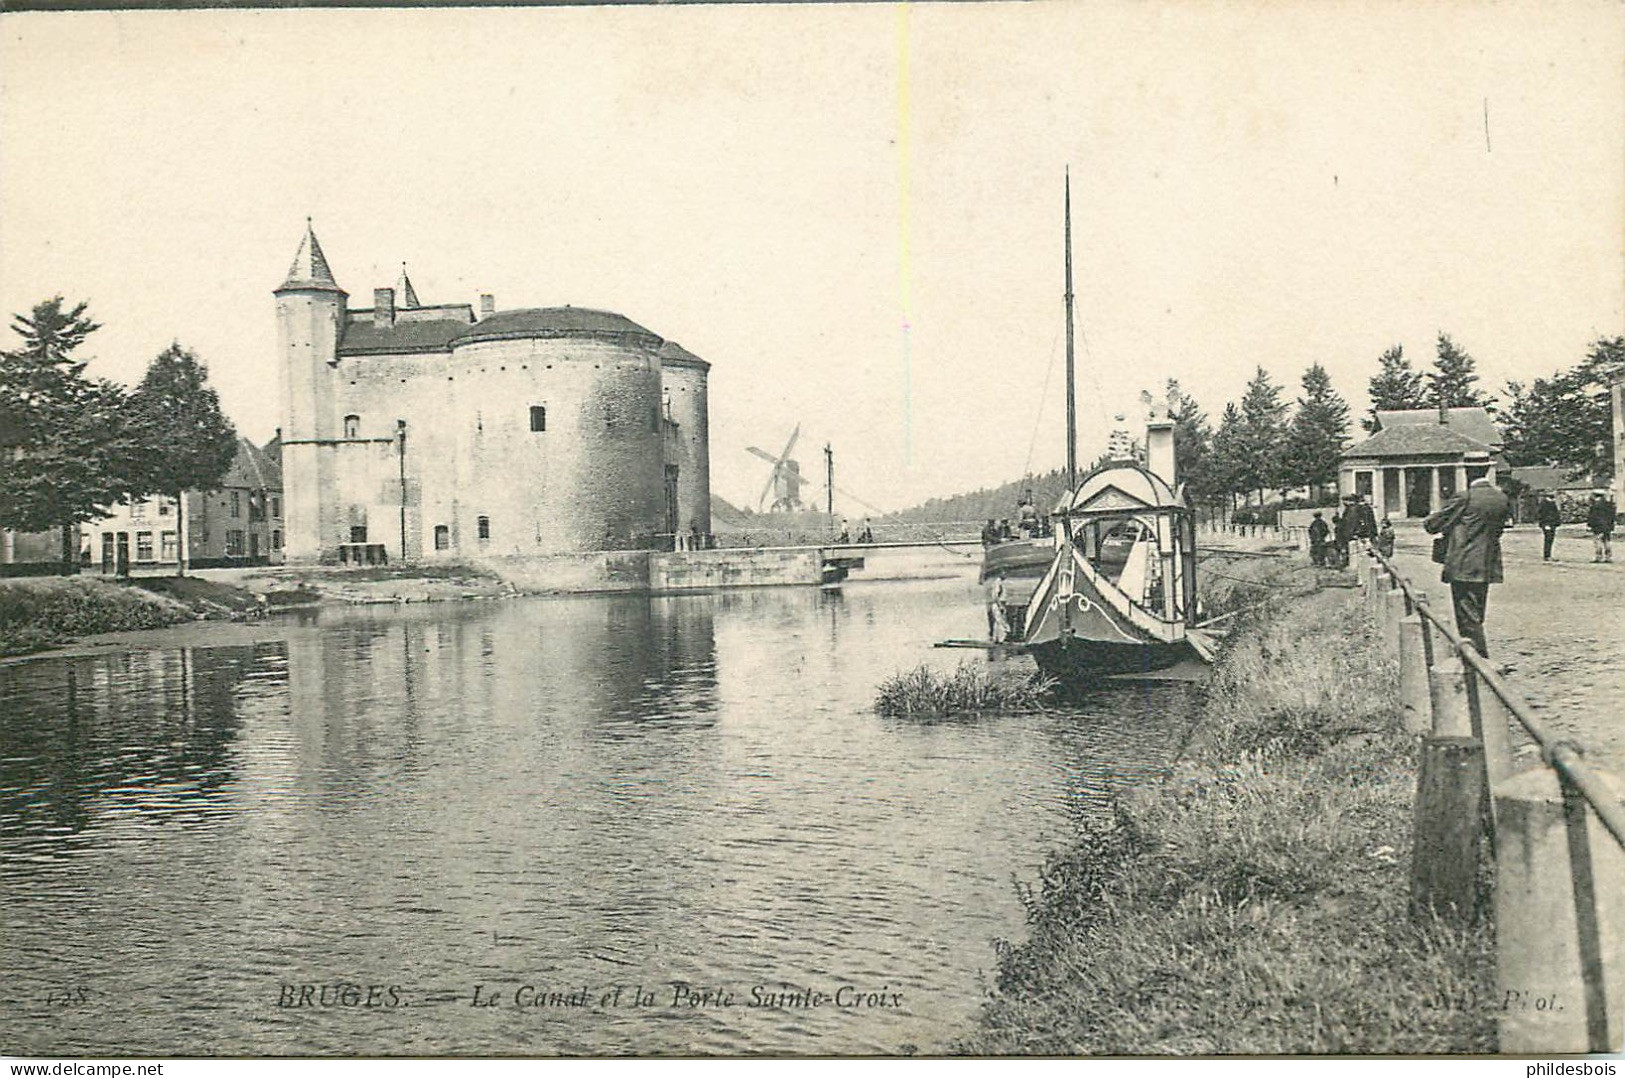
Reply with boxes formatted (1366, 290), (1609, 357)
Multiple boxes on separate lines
(1, 576), (1196, 1057)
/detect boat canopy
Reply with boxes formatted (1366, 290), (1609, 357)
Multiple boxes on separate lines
(1063, 462), (1184, 516)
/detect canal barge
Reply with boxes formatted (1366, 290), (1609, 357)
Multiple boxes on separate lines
(987, 172), (1210, 686)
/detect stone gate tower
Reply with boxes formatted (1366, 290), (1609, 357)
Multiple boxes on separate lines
(274, 223), (712, 565)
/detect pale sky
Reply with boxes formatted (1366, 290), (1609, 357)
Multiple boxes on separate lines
(2, 2), (1621, 513)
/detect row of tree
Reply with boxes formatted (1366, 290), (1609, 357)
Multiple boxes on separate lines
(0, 297), (239, 573)
(1163, 331), (1622, 514)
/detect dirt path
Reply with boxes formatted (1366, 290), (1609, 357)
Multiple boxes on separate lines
(1388, 524), (1623, 774)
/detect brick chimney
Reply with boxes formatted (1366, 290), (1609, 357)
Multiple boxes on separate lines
(480, 293), (496, 318)
(374, 288), (395, 328)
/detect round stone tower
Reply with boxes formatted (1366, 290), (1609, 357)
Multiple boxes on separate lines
(659, 340), (712, 541)
(275, 222), (346, 564)
(443, 308), (668, 553)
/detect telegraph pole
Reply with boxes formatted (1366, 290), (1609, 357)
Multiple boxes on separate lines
(824, 442), (834, 519)
(397, 419), (408, 560)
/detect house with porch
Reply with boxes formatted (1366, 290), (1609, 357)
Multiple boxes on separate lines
(1339, 407), (1506, 521)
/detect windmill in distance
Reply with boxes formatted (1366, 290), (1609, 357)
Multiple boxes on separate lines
(746, 425), (805, 513)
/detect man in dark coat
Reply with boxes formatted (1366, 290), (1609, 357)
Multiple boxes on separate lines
(1331, 510), (1352, 568)
(1586, 491), (1615, 563)
(1354, 496), (1378, 541)
(1536, 494), (1561, 561)
(1424, 476), (1510, 657)
(1308, 511), (1329, 566)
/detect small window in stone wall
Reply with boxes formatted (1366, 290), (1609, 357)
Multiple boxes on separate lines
(136, 532), (154, 561)
(530, 405), (546, 432)
(477, 516), (490, 540)
(344, 414), (360, 438)
(272, 529), (282, 551)
(161, 531), (178, 560)
(434, 525), (450, 550)
(230, 491), (241, 518)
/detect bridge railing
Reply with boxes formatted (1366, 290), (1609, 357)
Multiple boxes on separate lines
(1364, 547), (1624, 1053)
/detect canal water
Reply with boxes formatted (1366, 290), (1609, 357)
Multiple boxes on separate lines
(1, 565), (1200, 1056)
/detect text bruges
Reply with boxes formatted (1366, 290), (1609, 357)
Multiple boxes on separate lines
(279, 984), (404, 1008)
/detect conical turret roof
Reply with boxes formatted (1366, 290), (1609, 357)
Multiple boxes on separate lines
(396, 263), (420, 308)
(277, 220), (345, 294)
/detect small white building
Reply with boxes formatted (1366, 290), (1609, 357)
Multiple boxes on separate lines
(1339, 407), (1505, 520)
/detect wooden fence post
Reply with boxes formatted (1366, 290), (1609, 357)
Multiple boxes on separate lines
(1429, 654), (1472, 738)
(1411, 734), (1487, 925)
(1494, 768), (1625, 1053)
(1398, 612), (1430, 734)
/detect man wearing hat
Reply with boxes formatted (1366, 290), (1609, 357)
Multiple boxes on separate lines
(1586, 490), (1615, 563)
(1424, 475), (1510, 657)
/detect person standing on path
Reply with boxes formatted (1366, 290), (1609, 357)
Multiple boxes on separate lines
(1424, 476), (1510, 658)
(988, 571), (1009, 643)
(1308, 511), (1329, 567)
(1375, 517), (1395, 558)
(1537, 493), (1561, 561)
(1586, 490), (1615, 563)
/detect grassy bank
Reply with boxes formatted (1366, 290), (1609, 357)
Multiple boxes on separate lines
(0, 577), (195, 656)
(957, 578), (1496, 1055)
(0, 574), (315, 657)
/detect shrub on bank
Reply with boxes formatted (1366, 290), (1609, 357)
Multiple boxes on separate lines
(875, 662), (1055, 717)
(0, 577), (192, 656)
(957, 589), (1495, 1055)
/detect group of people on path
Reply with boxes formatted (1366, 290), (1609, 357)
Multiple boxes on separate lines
(1308, 495), (1384, 568)
(1535, 491), (1616, 563)
(1305, 483), (1616, 660)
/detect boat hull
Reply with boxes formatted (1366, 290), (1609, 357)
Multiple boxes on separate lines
(1027, 634), (1197, 685)
(979, 538), (1054, 582)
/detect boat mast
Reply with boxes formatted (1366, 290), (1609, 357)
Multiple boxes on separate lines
(1064, 169), (1077, 493)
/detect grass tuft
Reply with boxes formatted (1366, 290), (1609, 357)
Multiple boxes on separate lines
(875, 662), (1056, 717)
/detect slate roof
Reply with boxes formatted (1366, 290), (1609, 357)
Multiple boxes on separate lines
(1375, 407), (1502, 447)
(1342, 423), (1495, 459)
(339, 316), (474, 356)
(455, 307), (659, 345)
(396, 265), (420, 308)
(221, 437), (283, 491)
(1510, 465), (1596, 491)
(658, 340), (711, 370)
(278, 223), (344, 294)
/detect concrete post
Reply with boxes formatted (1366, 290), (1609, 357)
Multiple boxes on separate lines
(1411, 735), (1486, 926)
(1399, 613), (1430, 734)
(1429, 655), (1472, 738)
(1473, 675), (1516, 787)
(1382, 587), (1408, 657)
(1494, 768), (1625, 1054)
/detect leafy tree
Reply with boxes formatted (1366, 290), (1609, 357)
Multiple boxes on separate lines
(1501, 336), (1624, 482)
(1235, 366), (1289, 506)
(1207, 402), (1247, 519)
(1364, 344), (1427, 431)
(1164, 378), (1215, 505)
(126, 343), (239, 575)
(1430, 333), (1491, 409)
(0, 298), (132, 570)
(1284, 363), (1350, 497)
